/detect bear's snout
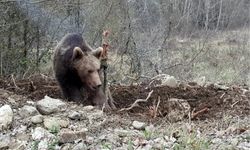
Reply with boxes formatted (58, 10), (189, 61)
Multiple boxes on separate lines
(87, 75), (102, 91)
(92, 83), (102, 90)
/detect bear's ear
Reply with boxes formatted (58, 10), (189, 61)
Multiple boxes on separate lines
(72, 47), (86, 61)
(92, 47), (103, 59)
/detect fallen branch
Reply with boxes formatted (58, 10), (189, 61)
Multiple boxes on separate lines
(119, 90), (154, 112)
(191, 107), (209, 119)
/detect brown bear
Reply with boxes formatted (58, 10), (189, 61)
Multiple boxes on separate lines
(53, 33), (109, 109)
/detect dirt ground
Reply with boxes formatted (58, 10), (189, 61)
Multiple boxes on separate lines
(0, 74), (250, 122)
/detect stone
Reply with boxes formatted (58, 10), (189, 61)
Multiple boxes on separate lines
(32, 127), (55, 141)
(61, 143), (72, 150)
(0, 105), (13, 130)
(9, 141), (26, 150)
(132, 121), (146, 130)
(82, 105), (95, 111)
(194, 76), (206, 86)
(152, 137), (169, 149)
(133, 138), (149, 148)
(230, 138), (239, 146)
(0, 133), (11, 149)
(15, 125), (29, 141)
(43, 117), (60, 130)
(36, 95), (66, 115)
(166, 98), (190, 122)
(59, 119), (70, 128)
(72, 142), (87, 150)
(58, 129), (87, 143)
(214, 83), (229, 90)
(161, 75), (178, 87)
(19, 105), (39, 117)
(98, 133), (119, 146)
(114, 128), (130, 137)
(31, 115), (44, 124)
(38, 140), (48, 150)
(44, 117), (69, 130)
(145, 124), (155, 133)
(26, 101), (35, 105)
(211, 138), (222, 144)
(86, 109), (104, 124)
(85, 136), (94, 144)
(68, 111), (81, 120)
(237, 142), (250, 150)
(15, 124), (27, 133)
(16, 132), (30, 141)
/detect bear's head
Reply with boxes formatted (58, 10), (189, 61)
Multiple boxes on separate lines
(72, 47), (103, 91)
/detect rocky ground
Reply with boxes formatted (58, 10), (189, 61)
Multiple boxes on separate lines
(0, 74), (250, 150)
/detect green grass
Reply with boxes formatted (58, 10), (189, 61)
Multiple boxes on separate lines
(173, 131), (211, 150)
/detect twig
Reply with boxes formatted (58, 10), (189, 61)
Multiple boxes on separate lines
(22, 66), (30, 79)
(29, 81), (36, 91)
(42, 85), (59, 88)
(152, 96), (161, 118)
(119, 90), (154, 112)
(11, 74), (20, 89)
(231, 100), (240, 108)
(191, 107), (209, 119)
(39, 73), (55, 81)
(220, 93), (225, 99)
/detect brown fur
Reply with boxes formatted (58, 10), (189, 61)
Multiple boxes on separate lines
(53, 33), (108, 108)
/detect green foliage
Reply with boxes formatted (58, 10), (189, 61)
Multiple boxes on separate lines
(243, 135), (250, 141)
(31, 140), (39, 150)
(48, 137), (59, 150)
(172, 129), (211, 150)
(48, 125), (60, 135)
(143, 130), (153, 140)
(101, 142), (112, 149)
(127, 138), (134, 150)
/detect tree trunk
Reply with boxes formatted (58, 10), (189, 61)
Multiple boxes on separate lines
(216, 0), (223, 30)
(23, 19), (28, 59)
(36, 25), (40, 68)
(205, 0), (210, 30)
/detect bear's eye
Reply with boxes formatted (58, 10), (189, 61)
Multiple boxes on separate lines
(88, 70), (94, 73)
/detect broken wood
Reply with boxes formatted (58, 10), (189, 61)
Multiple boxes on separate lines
(191, 107), (209, 119)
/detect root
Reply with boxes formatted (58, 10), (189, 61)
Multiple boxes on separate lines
(119, 90), (154, 112)
(107, 87), (116, 109)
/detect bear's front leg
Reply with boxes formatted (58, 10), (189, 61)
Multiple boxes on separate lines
(60, 84), (83, 103)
